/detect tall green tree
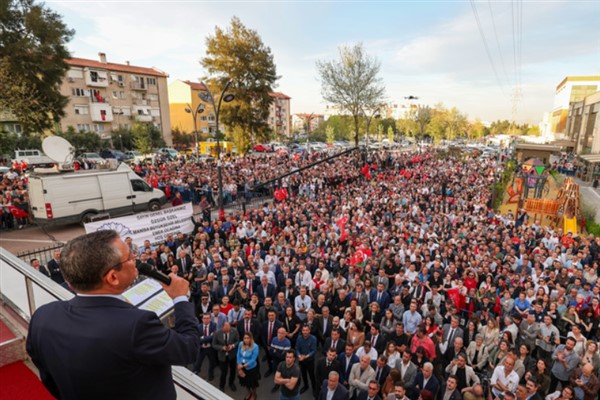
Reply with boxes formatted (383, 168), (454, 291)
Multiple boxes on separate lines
(414, 105), (432, 138)
(0, 0), (74, 134)
(326, 125), (335, 145)
(57, 126), (104, 153)
(131, 122), (164, 154)
(316, 43), (385, 148)
(201, 17), (279, 151)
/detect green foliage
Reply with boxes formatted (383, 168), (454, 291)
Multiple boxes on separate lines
(396, 117), (417, 137)
(312, 115), (355, 141)
(585, 220), (600, 237)
(467, 120), (489, 140)
(171, 127), (193, 148)
(201, 16), (279, 145)
(131, 122), (164, 154)
(0, 0), (74, 134)
(110, 126), (135, 151)
(230, 126), (251, 154)
(316, 43), (385, 147)
(387, 126), (394, 143)
(326, 125), (335, 145)
(56, 126), (104, 153)
(0, 130), (43, 155)
(489, 120), (531, 136)
(526, 126), (540, 136)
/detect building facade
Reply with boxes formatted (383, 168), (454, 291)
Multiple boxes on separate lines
(168, 80), (215, 136)
(0, 110), (22, 136)
(268, 92), (291, 138)
(292, 113), (325, 134)
(59, 53), (172, 145)
(565, 91), (600, 155)
(551, 76), (600, 138)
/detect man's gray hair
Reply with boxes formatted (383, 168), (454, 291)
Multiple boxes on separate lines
(328, 371), (339, 379)
(60, 230), (122, 291)
(423, 362), (434, 370)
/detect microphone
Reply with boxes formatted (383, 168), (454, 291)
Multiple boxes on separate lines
(137, 262), (171, 285)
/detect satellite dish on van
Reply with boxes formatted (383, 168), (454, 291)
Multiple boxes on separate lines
(43, 136), (74, 164)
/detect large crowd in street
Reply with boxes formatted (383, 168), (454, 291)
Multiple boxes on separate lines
(15, 146), (600, 400)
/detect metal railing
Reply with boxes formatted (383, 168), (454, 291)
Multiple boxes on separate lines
(0, 247), (232, 400)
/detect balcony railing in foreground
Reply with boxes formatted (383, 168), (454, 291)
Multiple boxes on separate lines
(0, 247), (232, 400)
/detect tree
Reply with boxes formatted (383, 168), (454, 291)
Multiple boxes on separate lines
(396, 117), (417, 138)
(446, 107), (468, 140)
(326, 125), (335, 145)
(0, 0), (74, 134)
(467, 120), (489, 140)
(387, 126), (394, 143)
(110, 126), (135, 151)
(201, 17), (279, 148)
(131, 122), (164, 154)
(316, 43), (385, 148)
(414, 106), (432, 138)
(56, 126), (105, 154)
(171, 127), (192, 149)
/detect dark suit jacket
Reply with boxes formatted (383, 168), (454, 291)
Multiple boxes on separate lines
(237, 317), (260, 339)
(215, 284), (231, 302)
(412, 371), (440, 400)
(369, 289), (391, 310)
(260, 319), (283, 348)
(338, 352), (360, 384)
(212, 328), (240, 362)
(198, 321), (217, 348)
(175, 255), (193, 274)
(26, 296), (199, 400)
(370, 362), (391, 387)
(317, 380), (349, 400)
(366, 332), (387, 355)
(257, 283), (277, 302)
(47, 258), (64, 284)
(436, 386), (462, 400)
(316, 315), (334, 342)
(357, 392), (382, 400)
(323, 337), (346, 355)
(315, 358), (342, 392)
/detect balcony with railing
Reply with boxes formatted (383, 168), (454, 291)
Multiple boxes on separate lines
(0, 248), (231, 400)
(130, 81), (147, 91)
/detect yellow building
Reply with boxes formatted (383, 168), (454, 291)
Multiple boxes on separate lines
(551, 76), (600, 137)
(60, 53), (172, 145)
(168, 80), (216, 138)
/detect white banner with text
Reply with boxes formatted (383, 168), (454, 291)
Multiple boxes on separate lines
(84, 203), (194, 245)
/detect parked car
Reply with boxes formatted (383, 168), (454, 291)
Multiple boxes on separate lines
(124, 150), (145, 163)
(100, 149), (130, 162)
(253, 144), (273, 152)
(79, 152), (105, 163)
(157, 148), (179, 160)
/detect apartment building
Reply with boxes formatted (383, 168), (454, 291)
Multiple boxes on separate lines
(268, 92), (291, 138)
(565, 91), (600, 155)
(0, 110), (22, 135)
(59, 53), (172, 145)
(550, 76), (600, 138)
(292, 113), (325, 134)
(168, 80), (215, 135)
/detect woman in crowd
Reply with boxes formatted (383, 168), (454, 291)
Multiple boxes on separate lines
(237, 332), (259, 400)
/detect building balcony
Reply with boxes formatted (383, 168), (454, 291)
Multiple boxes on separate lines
(130, 82), (147, 91)
(84, 69), (109, 87)
(90, 103), (113, 122)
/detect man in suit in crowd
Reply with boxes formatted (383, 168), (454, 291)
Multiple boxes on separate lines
(349, 355), (376, 399)
(371, 355), (391, 390)
(26, 230), (199, 400)
(193, 313), (217, 380)
(340, 342), (360, 387)
(215, 275), (232, 303)
(237, 308), (259, 339)
(317, 371), (349, 400)
(524, 378), (544, 400)
(436, 375), (462, 400)
(316, 348), (342, 397)
(412, 363), (440, 400)
(212, 321), (239, 392)
(357, 380), (382, 400)
(367, 324), (386, 356)
(370, 282), (391, 310)
(46, 249), (64, 284)
(323, 327), (346, 356)
(395, 350), (418, 392)
(261, 309), (282, 377)
(257, 275), (276, 304)
(175, 250), (193, 277)
(316, 306), (334, 345)
(441, 316), (464, 353)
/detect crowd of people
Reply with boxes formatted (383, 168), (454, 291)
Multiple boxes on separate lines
(116, 147), (600, 400)
(21, 146), (600, 400)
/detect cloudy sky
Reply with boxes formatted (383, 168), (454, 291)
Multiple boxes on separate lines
(48, 0), (599, 124)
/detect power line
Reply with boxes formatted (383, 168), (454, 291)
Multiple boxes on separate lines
(487, 0), (511, 88)
(469, 0), (509, 98)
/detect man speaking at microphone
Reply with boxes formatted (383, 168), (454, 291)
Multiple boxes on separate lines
(26, 230), (200, 400)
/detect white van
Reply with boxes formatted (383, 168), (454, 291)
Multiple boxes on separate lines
(28, 164), (167, 225)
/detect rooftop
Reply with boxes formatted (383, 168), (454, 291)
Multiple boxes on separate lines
(66, 56), (168, 78)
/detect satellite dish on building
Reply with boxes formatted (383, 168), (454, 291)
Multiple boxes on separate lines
(42, 136), (74, 164)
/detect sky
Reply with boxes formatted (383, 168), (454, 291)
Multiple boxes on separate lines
(46, 0), (600, 125)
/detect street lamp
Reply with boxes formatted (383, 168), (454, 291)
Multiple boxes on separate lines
(184, 102), (206, 157)
(198, 80), (235, 215)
